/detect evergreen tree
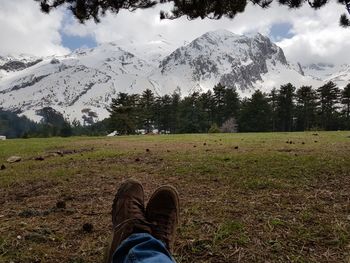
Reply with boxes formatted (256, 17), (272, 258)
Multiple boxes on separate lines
(71, 119), (85, 136)
(276, 83), (296, 132)
(341, 83), (350, 128)
(60, 121), (73, 137)
(196, 92), (212, 132)
(36, 107), (67, 136)
(295, 86), (318, 131)
(213, 83), (226, 126)
(238, 90), (272, 132)
(169, 91), (181, 133)
(87, 118), (110, 136)
(212, 83), (239, 126)
(316, 81), (340, 130)
(199, 90), (215, 128)
(139, 89), (155, 133)
(222, 87), (240, 124)
(269, 88), (278, 132)
(154, 94), (173, 133)
(0, 110), (38, 138)
(108, 93), (139, 135)
(178, 92), (208, 133)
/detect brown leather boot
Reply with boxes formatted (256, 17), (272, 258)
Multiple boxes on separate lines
(105, 179), (151, 263)
(146, 186), (179, 252)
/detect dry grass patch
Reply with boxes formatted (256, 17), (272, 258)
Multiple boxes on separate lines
(0, 132), (350, 262)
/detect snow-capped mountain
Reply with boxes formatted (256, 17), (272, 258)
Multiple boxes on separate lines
(151, 30), (318, 94)
(0, 45), (158, 121)
(0, 29), (346, 122)
(154, 31), (288, 93)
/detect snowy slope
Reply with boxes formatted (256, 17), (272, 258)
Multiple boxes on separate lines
(0, 29), (343, 122)
(0, 44), (158, 121)
(0, 54), (43, 81)
(302, 63), (338, 80)
(150, 30), (319, 96)
(115, 34), (179, 66)
(302, 63), (350, 87)
(325, 65), (350, 87)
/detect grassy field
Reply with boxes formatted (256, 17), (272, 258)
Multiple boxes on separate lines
(0, 132), (349, 263)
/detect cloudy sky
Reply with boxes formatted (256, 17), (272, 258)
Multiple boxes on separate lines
(1, 0), (350, 65)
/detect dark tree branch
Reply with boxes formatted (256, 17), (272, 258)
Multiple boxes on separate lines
(34, 0), (350, 26)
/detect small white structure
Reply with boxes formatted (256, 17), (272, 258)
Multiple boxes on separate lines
(136, 129), (146, 135)
(0, 135), (6, 140)
(136, 129), (160, 135)
(107, 131), (118, 137)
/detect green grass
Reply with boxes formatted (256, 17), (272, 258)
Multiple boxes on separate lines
(0, 131), (350, 262)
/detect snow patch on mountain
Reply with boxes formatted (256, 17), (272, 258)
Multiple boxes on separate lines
(325, 65), (350, 87)
(113, 34), (179, 65)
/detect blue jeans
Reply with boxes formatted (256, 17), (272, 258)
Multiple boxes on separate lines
(112, 233), (176, 263)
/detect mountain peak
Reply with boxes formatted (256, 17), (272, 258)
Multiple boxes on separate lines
(156, 31), (293, 94)
(253, 32), (264, 37)
(197, 29), (241, 43)
(204, 29), (238, 37)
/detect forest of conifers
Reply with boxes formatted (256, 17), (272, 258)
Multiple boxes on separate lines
(1, 81), (350, 138)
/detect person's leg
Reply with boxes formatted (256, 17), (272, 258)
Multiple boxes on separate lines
(112, 233), (175, 263)
(105, 179), (152, 263)
(105, 180), (179, 263)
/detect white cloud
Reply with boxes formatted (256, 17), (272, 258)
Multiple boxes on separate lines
(62, 2), (350, 65)
(62, 3), (286, 47)
(1, 1), (350, 66)
(276, 2), (350, 65)
(0, 0), (69, 57)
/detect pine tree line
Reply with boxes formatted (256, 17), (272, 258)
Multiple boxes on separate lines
(2, 81), (350, 138)
(0, 107), (107, 138)
(108, 81), (350, 134)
